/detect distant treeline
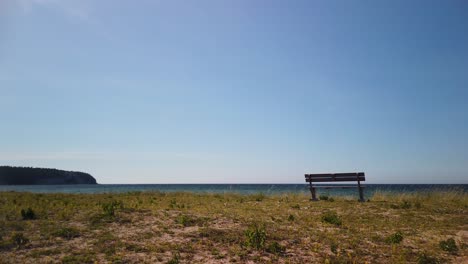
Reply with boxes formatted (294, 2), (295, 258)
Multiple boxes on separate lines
(0, 166), (97, 185)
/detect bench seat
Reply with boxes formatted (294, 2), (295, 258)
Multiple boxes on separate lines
(313, 186), (366, 189)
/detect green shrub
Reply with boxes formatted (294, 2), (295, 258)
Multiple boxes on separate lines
(20, 208), (36, 220)
(266, 241), (285, 254)
(417, 252), (440, 264)
(328, 197), (335, 202)
(288, 214), (295, 221)
(167, 251), (180, 264)
(62, 253), (95, 264)
(102, 200), (123, 217)
(439, 238), (458, 253)
(330, 242), (338, 254)
(400, 200), (411, 209)
(176, 215), (196, 227)
(386, 231), (403, 244)
(252, 193), (266, 202)
(321, 211), (342, 226)
(391, 200), (411, 209)
(319, 195), (329, 201)
(169, 199), (177, 209)
(245, 223), (266, 250)
(11, 232), (29, 248)
(53, 227), (80, 240)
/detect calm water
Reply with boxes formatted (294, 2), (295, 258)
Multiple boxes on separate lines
(0, 184), (466, 197)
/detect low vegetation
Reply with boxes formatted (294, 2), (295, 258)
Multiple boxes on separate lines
(10, 232), (30, 248)
(20, 208), (36, 220)
(101, 200), (124, 217)
(0, 190), (466, 263)
(244, 223), (267, 250)
(386, 231), (404, 244)
(439, 238), (458, 254)
(53, 227), (80, 240)
(321, 210), (342, 226)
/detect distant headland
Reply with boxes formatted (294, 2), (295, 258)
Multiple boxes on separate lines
(0, 166), (97, 185)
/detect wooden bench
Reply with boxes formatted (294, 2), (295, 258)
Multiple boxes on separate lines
(305, 172), (366, 202)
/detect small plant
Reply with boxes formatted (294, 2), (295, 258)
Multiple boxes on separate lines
(169, 199), (177, 209)
(386, 231), (404, 244)
(252, 193), (266, 202)
(11, 232), (29, 248)
(439, 238), (458, 253)
(167, 251), (180, 264)
(245, 223), (267, 250)
(330, 242), (338, 254)
(391, 200), (411, 209)
(319, 195), (329, 201)
(288, 214), (295, 221)
(62, 253), (96, 264)
(400, 200), (411, 209)
(20, 208), (36, 220)
(291, 204), (300, 209)
(211, 248), (224, 259)
(53, 227), (80, 240)
(321, 211), (342, 226)
(176, 215), (196, 227)
(417, 252), (439, 264)
(102, 200), (123, 217)
(328, 197), (335, 202)
(266, 241), (285, 254)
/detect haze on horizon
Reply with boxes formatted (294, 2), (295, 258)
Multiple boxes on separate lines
(1, 0), (467, 184)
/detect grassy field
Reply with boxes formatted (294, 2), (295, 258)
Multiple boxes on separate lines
(0, 190), (466, 263)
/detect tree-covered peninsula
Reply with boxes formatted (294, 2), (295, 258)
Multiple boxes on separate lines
(0, 166), (97, 185)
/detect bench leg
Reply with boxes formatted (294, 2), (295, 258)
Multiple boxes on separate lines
(358, 181), (365, 202)
(310, 187), (318, 201)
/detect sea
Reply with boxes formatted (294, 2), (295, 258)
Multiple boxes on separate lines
(0, 184), (466, 197)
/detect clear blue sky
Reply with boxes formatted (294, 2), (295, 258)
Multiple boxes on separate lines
(1, 0), (467, 184)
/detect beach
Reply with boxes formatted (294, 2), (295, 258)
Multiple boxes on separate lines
(0, 190), (466, 263)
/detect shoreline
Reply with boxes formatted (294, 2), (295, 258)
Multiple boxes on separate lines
(0, 183), (466, 196)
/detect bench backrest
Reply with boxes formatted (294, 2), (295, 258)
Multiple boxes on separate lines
(305, 172), (365, 182)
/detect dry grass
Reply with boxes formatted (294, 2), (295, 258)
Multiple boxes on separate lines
(0, 190), (466, 263)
